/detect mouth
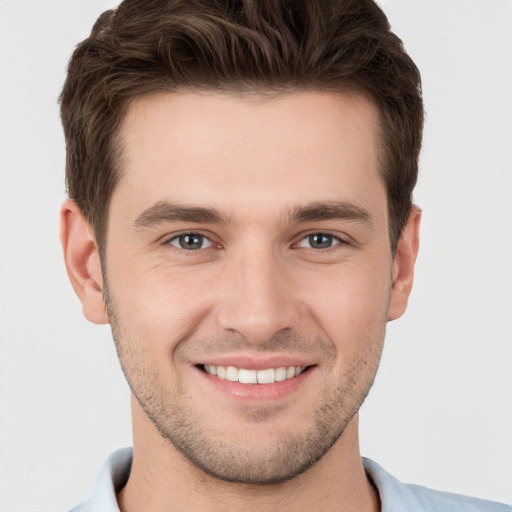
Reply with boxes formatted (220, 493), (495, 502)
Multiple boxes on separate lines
(198, 364), (311, 384)
(195, 360), (316, 401)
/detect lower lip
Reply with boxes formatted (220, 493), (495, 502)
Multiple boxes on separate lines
(195, 366), (314, 401)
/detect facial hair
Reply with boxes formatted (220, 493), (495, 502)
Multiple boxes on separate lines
(103, 275), (386, 485)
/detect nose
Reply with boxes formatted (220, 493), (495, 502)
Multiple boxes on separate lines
(215, 246), (300, 345)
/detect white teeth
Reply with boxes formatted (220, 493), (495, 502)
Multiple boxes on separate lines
(238, 369), (257, 384)
(257, 368), (275, 384)
(203, 364), (306, 384)
(275, 367), (287, 382)
(216, 366), (226, 379)
(225, 366), (239, 382)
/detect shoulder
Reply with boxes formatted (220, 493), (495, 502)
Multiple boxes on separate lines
(68, 448), (133, 512)
(403, 484), (511, 512)
(363, 458), (511, 512)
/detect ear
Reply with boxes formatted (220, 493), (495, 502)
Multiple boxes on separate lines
(387, 206), (421, 321)
(60, 199), (109, 324)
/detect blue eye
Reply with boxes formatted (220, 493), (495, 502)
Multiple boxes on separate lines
(298, 233), (341, 249)
(168, 233), (213, 250)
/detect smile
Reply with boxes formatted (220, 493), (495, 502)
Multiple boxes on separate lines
(202, 365), (306, 384)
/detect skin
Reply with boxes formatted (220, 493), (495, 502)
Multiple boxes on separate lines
(61, 91), (420, 512)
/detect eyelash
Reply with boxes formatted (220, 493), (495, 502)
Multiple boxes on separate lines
(294, 232), (346, 250)
(163, 231), (348, 252)
(165, 232), (215, 251)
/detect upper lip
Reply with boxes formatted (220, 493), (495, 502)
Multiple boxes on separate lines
(194, 354), (315, 370)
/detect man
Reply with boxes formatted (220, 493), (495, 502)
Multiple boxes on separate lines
(59, 1), (509, 511)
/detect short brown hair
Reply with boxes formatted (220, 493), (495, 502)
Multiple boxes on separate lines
(60, 0), (423, 252)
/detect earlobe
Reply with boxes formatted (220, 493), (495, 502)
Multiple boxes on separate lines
(387, 207), (421, 321)
(60, 199), (109, 324)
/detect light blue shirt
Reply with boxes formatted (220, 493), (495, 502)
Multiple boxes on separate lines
(70, 448), (510, 512)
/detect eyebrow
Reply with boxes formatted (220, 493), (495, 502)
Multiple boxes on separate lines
(288, 201), (373, 225)
(133, 201), (229, 228)
(133, 199), (373, 229)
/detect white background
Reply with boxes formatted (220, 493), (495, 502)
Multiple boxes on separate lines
(0, 1), (511, 510)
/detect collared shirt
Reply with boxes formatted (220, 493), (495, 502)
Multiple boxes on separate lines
(70, 448), (511, 512)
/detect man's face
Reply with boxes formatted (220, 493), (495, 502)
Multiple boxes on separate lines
(103, 91), (398, 483)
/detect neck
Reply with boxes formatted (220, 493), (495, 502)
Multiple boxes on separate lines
(117, 399), (379, 512)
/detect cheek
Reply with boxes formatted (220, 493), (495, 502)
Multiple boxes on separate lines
(109, 264), (215, 353)
(301, 262), (391, 346)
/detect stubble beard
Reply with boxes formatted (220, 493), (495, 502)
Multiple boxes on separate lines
(103, 279), (385, 485)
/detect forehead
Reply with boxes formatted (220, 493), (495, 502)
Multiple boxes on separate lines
(113, 91), (385, 224)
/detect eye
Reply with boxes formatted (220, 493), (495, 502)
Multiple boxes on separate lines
(167, 233), (213, 250)
(297, 233), (343, 250)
